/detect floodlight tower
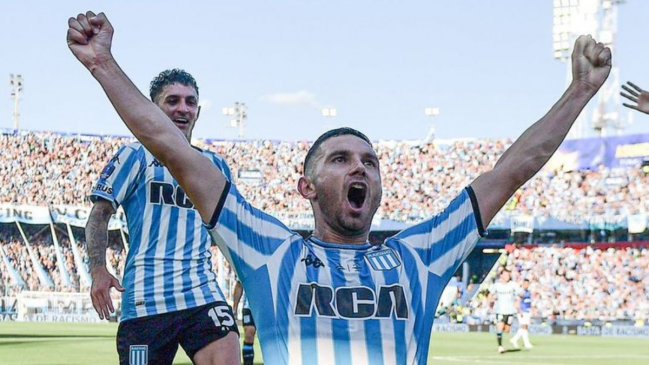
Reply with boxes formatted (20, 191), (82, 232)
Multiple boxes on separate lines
(222, 102), (247, 138)
(552, 0), (625, 138)
(9, 74), (23, 130)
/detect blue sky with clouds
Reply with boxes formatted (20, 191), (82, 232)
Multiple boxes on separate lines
(1, 0), (648, 141)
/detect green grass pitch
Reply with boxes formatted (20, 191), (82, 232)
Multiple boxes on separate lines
(1, 322), (648, 364)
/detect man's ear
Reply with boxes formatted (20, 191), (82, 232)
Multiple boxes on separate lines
(297, 176), (316, 199)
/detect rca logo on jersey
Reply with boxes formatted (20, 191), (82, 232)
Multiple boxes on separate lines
(365, 249), (401, 271)
(129, 345), (148, 365)
(294, 283), (408, 320)
(149, 181), (194, 209)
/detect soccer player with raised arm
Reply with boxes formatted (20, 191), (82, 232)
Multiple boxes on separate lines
(68, 11), (611, 365)
(85, 68), (240, 365)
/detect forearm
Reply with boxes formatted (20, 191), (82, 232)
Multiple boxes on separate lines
(495, 81), (596, 184)
(86, 204), (114, 273)
(91, 58), (188, 167)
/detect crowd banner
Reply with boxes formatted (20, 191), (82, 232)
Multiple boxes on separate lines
(548, 133), (649, 171)
(16, 290), (104, 323)
(628, 214), (648, 234)
(0, 204), (126, 230)
(511, 214), (534, 233)
(0, 205), (51, 224)
(49, 205), (126, 230)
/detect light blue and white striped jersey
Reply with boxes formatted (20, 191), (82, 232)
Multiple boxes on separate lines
(90, 142), (232, 321)
(209, 182), (484, 365)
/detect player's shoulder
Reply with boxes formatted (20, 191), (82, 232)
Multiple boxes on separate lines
(116, 141), (146, 157)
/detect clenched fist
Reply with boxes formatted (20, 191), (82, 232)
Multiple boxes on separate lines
(67, 11), (114, 73)
(571, 35), (612, 94)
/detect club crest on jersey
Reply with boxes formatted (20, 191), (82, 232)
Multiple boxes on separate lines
(100, 164), (115, 180)
(129, 345), (148, 365)
(365, 249), (401, 271)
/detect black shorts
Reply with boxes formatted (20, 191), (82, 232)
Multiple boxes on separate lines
(117, 301), (239, 365)
(495, 314), (515, 326)
(242, 308), (256, 327)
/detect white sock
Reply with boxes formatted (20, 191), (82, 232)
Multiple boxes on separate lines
(522, 329), (532, 346)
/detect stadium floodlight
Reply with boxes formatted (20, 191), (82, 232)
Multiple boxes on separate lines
(222, 102), (247, 138)
(9, 74), (23, 130)
(321, 107), (337, 118)
(423, 107), (440, 143)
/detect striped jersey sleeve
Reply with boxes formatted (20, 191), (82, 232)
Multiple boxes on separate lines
(90, 143), (144, 209)
(391, 186), (485, 279)
(207, 181), (296, 280)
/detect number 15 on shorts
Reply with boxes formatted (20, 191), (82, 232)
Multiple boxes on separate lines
(208, 305), (235, 327)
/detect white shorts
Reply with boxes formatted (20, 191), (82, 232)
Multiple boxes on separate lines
(517, 312), (531, 326)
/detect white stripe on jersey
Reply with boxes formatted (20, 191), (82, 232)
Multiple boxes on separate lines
(399, 197), (475, 250)
(428, 229), (480, 277)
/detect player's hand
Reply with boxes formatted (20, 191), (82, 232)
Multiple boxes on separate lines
(67, 11), (114, 73)
(621, 81), (649, 114)
(90, 266), (125, 320)
(571, 35), (612, 94)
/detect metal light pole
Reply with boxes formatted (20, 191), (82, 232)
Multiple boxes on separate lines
(222, 102), (247, 138)
(10, 74), (23, 131)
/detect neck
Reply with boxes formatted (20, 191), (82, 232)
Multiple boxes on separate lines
(311, 227), (369, 245)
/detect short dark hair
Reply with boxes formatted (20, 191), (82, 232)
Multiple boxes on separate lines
(149, 69), (199, 102)
(303, 127), (372, 175)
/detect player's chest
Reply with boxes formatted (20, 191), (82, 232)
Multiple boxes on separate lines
(287, 246), (410, 321)
(140, 161), (194, 209)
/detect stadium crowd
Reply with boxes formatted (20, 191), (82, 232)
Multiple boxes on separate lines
(3, 131), (649, 224)
(450, 246), (649, 325)
(2, 131), (649, 323)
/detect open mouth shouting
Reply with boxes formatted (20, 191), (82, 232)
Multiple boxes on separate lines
(347, 182), (368, 211)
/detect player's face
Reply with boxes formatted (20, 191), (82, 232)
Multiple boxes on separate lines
(155, 83), (200, 141)
(309, 135), (382, 240)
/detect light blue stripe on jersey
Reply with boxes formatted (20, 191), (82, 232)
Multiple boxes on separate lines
(182, 210), (197, 308)
(163, 202), (179, 311)
(325, 249), (351, 365)
(299, 251), (321, 365)
(358, 249), (383, 365)
(272, 240), (301, 365)
(384, 244), (408, 364)
(143, 166), (165, 316)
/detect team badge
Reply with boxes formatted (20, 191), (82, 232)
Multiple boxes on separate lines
(100, 164), (115, 180)
(365, 249), (401, 271)
(129, 345), (148, 365)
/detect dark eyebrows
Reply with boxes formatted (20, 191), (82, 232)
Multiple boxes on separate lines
(325, 149), (379, 163)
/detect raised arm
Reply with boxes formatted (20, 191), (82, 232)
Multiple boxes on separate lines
(621, 81), (649, 114)
(67, 12), (226, 222)
(470, 35), (611, 227)
(86, 200), (123, 319)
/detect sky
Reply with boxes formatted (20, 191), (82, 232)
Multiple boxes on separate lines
(1, 0), (648, 142)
